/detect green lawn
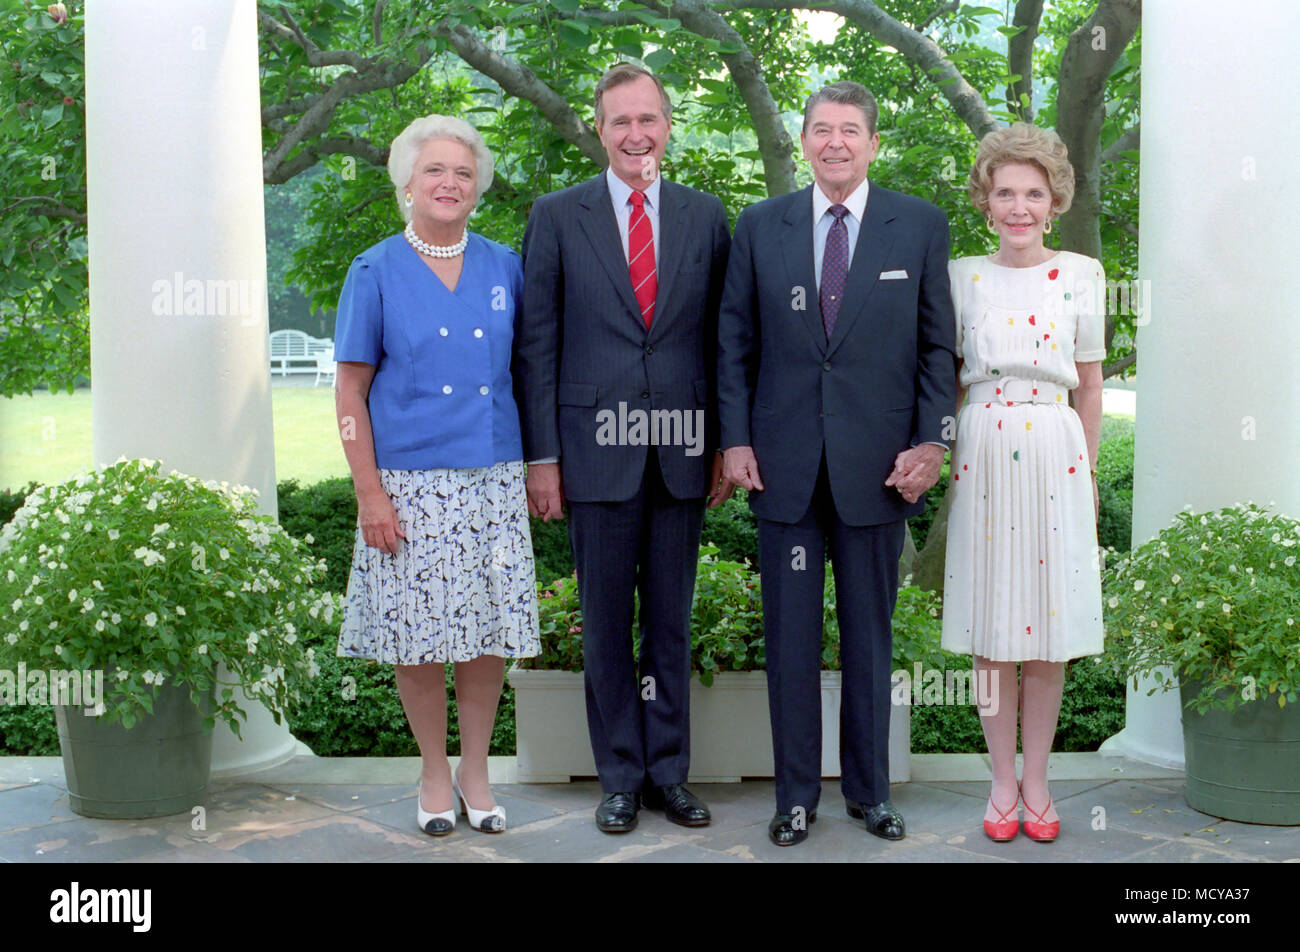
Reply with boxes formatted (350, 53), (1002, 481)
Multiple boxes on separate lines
(1, 386), (349, 493)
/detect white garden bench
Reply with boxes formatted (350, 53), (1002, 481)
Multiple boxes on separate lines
(269, 329), (334, 382)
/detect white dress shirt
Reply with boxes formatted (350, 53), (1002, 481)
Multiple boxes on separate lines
(812, 176), (869, 291)
(606, 166), (661, 265)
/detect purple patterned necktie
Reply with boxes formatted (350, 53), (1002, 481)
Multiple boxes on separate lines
(820, 203), (850, 339)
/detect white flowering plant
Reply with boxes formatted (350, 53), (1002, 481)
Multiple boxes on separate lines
(1102, 502), (1300, 713)
(0, 459), (339, 734)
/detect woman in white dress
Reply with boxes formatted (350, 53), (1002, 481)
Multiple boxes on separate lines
(942, 123), (1106, 843)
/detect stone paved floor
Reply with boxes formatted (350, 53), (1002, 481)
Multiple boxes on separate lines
(1, 754), (1296, 863)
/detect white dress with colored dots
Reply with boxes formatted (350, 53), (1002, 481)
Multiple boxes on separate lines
(941, 251), (1107, 662)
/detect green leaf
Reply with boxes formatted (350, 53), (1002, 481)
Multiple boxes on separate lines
(996, 24), (1028, 37)
(41, 103), (63, 128)
(643, 47), (673, 71)
(550, 0), (580, 11)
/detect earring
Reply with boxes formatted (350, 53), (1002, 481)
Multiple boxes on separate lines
(404, 192), (413, 207)
(1043, 218), (1053, 234)
(986, 214), (996, 232)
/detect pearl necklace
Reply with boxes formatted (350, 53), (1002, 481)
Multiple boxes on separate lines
(405, 222), (468, 259)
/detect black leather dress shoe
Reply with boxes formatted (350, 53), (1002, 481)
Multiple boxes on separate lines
(595, 792), (639, 833)
(768, 809), (817, 846)
(641, 783), (711, 827)
(847, 799), (905, 840)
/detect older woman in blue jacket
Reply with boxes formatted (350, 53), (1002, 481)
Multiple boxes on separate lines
(334, 115), (539, 837)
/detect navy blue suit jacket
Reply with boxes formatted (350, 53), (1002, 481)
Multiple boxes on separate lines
(717, 183), (957, 526)
(515, 174), (731, 502)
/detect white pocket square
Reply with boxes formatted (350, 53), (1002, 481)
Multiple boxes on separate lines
(879, 269), (909, 280)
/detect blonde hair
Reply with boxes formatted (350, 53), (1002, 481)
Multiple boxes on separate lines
(387, 115), (495, 223)
(968, 122), (1074, 218)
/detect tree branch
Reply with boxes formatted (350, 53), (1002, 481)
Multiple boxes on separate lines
(1006, 0), (1043, 121)
(1102, 122), (1140, 163)
(1102, 352), (1136, 379)
(434, 22), (606, 166)
(372, 0), (386, 45)
(1053, 0), (1141, 260)
(670, 0), (798, 194)
(915, 0), (958, 32)
(714, 0), (1000, 140)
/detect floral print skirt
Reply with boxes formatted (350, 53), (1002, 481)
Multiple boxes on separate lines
(337, 460), (540, 664)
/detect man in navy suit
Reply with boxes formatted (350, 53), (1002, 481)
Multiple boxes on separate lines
(717, 81), (957, 846)
(514, 65), (733, 833)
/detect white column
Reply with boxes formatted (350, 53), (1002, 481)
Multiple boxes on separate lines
(1102, 0), (1300, 766)
(85, 0), (297, 773)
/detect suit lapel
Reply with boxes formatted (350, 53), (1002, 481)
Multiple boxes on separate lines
(577, 175), (643, 329)
(780, 187), (827, 355)
(648, 181), (688, 342)
(826, 185), (898, 358)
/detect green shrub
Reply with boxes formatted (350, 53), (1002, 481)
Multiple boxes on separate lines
(701, 492), (758, 566)
(276, 477), (357, 595)
(0, 482), (38, 527)
(528, 517), (572, 587)
(284, 621), (517, 757)
(0, 703), (58, 755)
(1096, 431), (1134, 551)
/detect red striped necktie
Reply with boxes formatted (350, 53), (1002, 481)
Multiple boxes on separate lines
(627, 189), (657, 329)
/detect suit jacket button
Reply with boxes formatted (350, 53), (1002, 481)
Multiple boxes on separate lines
(823, 361), (831, 371)
(644, 345), (654, 355)
(641, 391), (650, 399)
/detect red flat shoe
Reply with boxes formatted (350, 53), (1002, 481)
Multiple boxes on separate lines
(983, 794), (1020, 842)
(1022, 788), (1060, 842)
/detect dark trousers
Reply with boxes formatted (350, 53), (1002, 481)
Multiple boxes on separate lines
(758, 454), (905, 814)
(568, 450), (706, 792)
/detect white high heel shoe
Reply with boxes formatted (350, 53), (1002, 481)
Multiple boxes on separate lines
(453, 768), (506, 833)
(417, 779), (455, 836)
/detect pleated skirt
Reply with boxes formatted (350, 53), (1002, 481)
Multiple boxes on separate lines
(337, 460), (540, 664)
(941, 401), (1104, 662)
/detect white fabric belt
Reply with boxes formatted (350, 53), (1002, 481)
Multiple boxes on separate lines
(967, 378), (1068, 406)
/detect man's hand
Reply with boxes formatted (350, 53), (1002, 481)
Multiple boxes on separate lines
(357, 487), (406, 555)
(526, 462), (566, 522)
(885, 444), (945, 504)
(722, 446), (764, 492)
(708, 451), (738, 508)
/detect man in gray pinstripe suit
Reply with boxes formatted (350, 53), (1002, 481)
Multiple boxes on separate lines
(514, 64), (733, 833)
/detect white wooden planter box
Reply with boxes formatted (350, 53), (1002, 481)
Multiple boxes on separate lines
(507, 669), (910, 784)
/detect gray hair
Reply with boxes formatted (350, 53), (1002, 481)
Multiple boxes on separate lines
(594, 63), (673, 125)
(802, 81), (879, 136)
(387, 115), (495, 223)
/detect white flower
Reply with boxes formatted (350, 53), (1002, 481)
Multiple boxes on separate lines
(10, 599), (20, 612)
(197, 644), (208, 654)
(1286, 556), (1297, 567)
(84, 522), (93, 532)
(49, 621), (58, 629)
(1133, 580), (1145, 592)
(60, 530), (70, 540)
(111, 613), (121, 624)
(18, 620), (28, 632)
(304, 533), (315, 544)
(33, 595), (43, 605)
(116, 669), (129, 681)
(110, 494), (123, 505)
(5, 570), (14, 583)
(142, 670), (158, 685)
(285, 632), (297, 646)
(95, 619), (105, 632)
(81, 598), (94, 613)
(5, 633), (17, 645)
(92, 579), (103, 590)
(68, 588), (78, 601)
(145, 498), (158, 511)
(152, 522), (170, 535)
(108, 529), (120, 540)
(1107, 596), (1119, 609)
(144, 612), (158, 627)
(1222, 603), (1232, 615)
(53, 645), (63, 655)
(1195, 600), (1205, 610)
(175, 606), (186, 616)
